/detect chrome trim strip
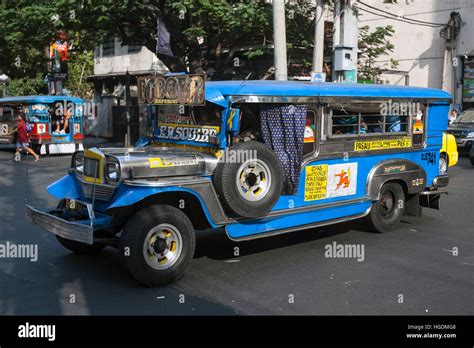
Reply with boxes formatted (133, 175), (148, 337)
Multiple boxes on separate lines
(265, 196), (372, 218)
(124, 176), (207, 187)
(226, 207), (372, 242)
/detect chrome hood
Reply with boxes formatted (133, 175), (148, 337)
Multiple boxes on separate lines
(99, 146), (219, 180)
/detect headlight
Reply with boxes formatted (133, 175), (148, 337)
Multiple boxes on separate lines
(71, 151), (84, 174)
(467, 132), (474, 138)
(105, 157), (120, 183)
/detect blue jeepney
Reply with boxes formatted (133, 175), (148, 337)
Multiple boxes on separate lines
(26, 79), (451, 286)
(0, 95), (85, 154)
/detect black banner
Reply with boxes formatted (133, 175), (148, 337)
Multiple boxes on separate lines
(0, 315), (472, 346)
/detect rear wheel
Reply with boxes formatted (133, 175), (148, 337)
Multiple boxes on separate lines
(119, 205), (195, 287)
(439, 153), (448, 174)
(365, 182), (405, 233)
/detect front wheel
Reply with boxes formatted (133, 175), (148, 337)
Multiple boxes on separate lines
(119, 205), (195, 287)
(365, 182), (405, 233)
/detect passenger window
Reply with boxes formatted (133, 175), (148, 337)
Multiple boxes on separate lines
(304, 110), (317, 156)
(411, 104), (426, 147)
(329, 102), (409, 137)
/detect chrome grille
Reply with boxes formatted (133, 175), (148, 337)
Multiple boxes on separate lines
(81, 182), (116, 201)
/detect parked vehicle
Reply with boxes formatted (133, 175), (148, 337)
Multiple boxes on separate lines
(0, 96), (85, 154)
(26, 78), (451, 287)
(439, 132), (458, 173)
(448, 108), (474, 153)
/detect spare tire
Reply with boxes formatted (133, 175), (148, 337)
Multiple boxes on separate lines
(213, 141), (283, 218)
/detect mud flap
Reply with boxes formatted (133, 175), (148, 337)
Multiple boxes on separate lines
(419, 191), (446, 210)
(405, 193), (422, 217)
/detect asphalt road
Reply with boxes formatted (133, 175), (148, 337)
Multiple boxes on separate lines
(0, 145), (473, 315)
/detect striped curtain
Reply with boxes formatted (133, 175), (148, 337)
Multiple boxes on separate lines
(260, 104), (307, 194)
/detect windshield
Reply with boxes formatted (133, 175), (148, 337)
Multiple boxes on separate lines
(154, 103), (223, 144)
(454, 109), (474, 124)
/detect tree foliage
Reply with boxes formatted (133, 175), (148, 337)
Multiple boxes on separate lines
(0, 0), (320, 95)
(358, 25), (399, 81)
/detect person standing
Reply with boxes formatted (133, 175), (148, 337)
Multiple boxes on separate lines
(449, 109), (458, 125)
(10, 112), (40, 161)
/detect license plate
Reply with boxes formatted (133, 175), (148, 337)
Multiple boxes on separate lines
(65, 199), (94, 219)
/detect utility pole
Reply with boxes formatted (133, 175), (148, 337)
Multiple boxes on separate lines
(125, 71), (131, 147)
(273, 0), (288, 81)
(312, 0), (326, 80)
(332, 0), (358, 83)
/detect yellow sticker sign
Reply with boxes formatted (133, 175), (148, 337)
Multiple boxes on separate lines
(304, 164), (328, 201)
(149, 157), (173, 168)
(354, 137), (412, 151)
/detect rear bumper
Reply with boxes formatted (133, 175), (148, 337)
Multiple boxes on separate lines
(25, 204), (93, 245)
(433, 174), (449, 188)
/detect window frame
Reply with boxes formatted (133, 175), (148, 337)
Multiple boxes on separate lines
(303, 107), (321, 159)
(325, 100), (418, 140)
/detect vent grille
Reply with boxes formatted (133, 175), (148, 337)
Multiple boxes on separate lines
(82, 182), (115, 201)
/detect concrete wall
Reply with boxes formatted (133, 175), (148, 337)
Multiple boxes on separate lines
(94, 38), (169, 75)
(359, 0), (474, 105)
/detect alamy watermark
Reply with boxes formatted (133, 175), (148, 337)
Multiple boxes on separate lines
(219, 147), (258, 164)
(380, 100), (422, 116)
(0, 241), (38, 262)
(324, 241), (365, 262)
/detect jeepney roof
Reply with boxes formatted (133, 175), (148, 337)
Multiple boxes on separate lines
(0, 95), (84, 104)
(205, 80), (452, 103)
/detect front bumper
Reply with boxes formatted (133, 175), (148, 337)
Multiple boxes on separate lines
(25, 204), (93, 245)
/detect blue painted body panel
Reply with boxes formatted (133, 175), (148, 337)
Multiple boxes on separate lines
(46, 82), (452, 238)
(205, 80), (452, 100)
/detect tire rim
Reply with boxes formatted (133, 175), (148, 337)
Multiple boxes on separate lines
(235, 159), (272, 202)
(142, 223), (183, 270)
(439, 157), (447, 174)
(379, 190), (396, 218)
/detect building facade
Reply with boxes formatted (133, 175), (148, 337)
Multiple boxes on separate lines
(359, 0), (474, 110)
(87, 37), (168, 141)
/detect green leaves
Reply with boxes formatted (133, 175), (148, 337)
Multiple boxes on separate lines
(358, 25), (398, 81)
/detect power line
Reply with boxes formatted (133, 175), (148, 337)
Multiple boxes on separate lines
(358, 1), (446, 26)
(357, 1), (446, 27)
(357, 5), (445, 28)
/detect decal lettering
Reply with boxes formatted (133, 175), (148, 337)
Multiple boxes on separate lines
(421, 152), (436, 166)
(383, 165), (406, 174)
(149, 157), (198, 168)
(354, 137), (412, 151)
(0, 124), (8, 135)
(156, 123), (219, 143)
(304, 164), (328, 201)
